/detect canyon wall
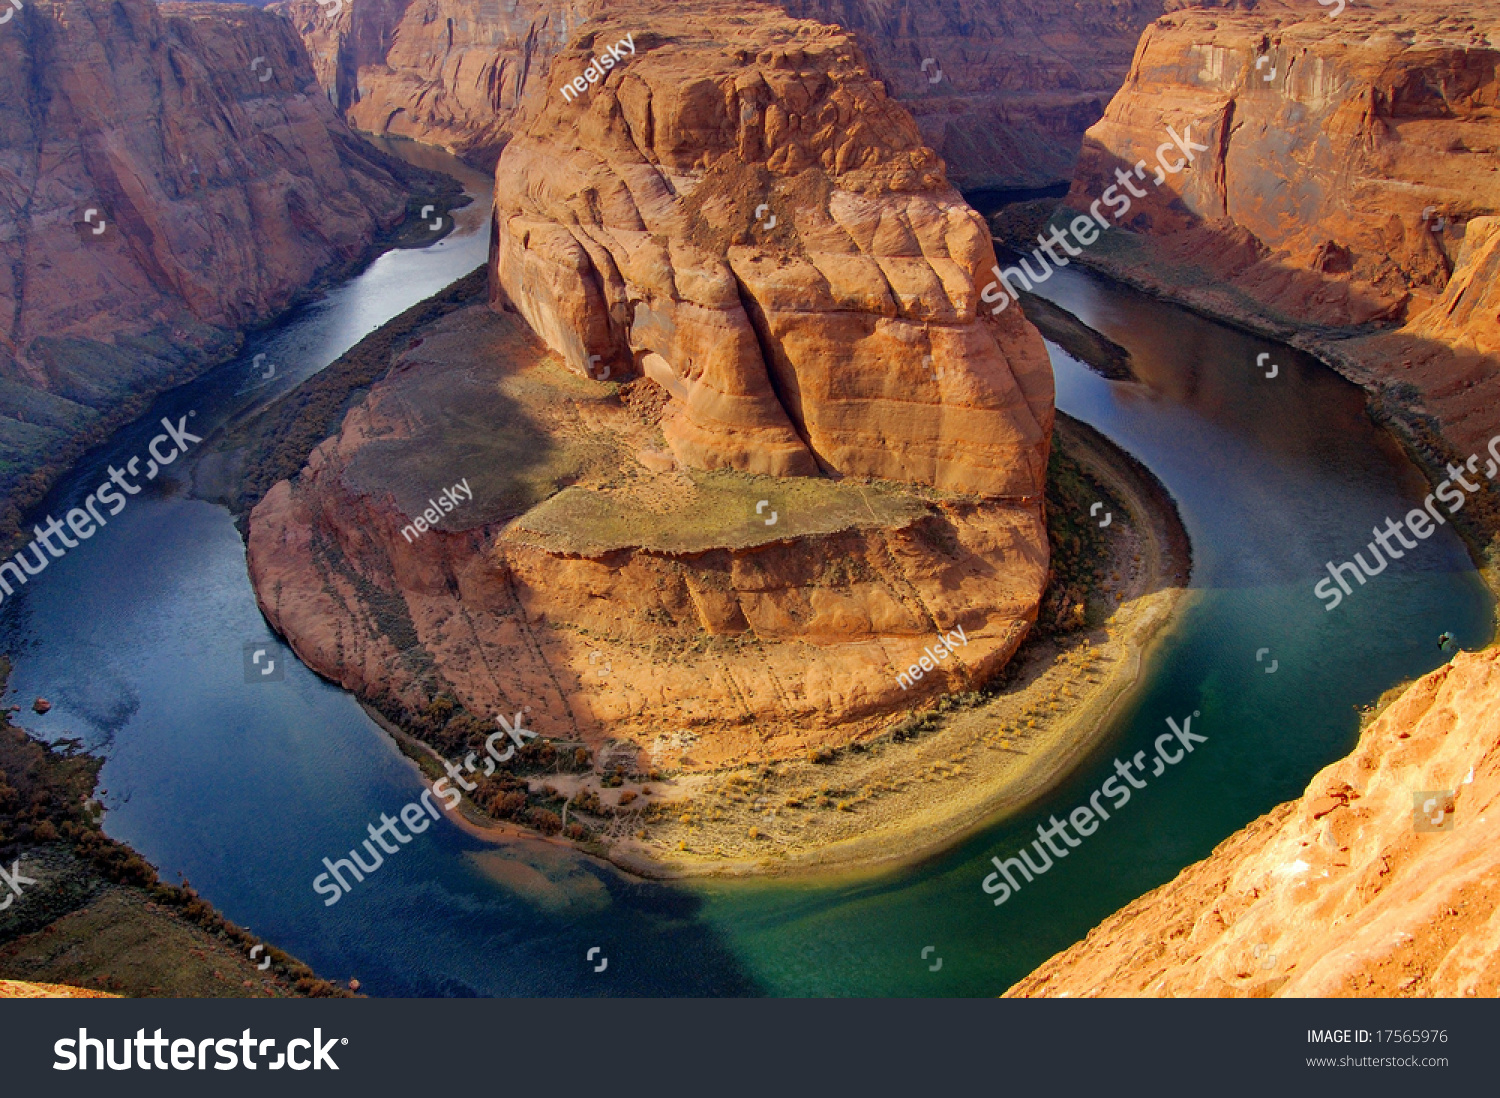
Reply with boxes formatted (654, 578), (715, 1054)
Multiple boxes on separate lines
(1063, 2), (1500, 457)
(0, 0), (414, 535)
(272, 0), (1172, 187)
(267, 0), (595, 164)
(776, 0), (1173, 189)
(1009, 647), (1500, 998)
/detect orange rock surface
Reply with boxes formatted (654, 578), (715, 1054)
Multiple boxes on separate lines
(489, 3), (1054, 497)
(1064, 1), (1500, 455)
(1009, 647), (1500, 998)
(268, 0), (594, 165)
(248, 299), (1049, 769)
(0, 0), (411, 522)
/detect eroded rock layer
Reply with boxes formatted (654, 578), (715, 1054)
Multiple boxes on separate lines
(268, 0), (595, 163)
(247, 303), (1048, 768)
(1009, 647), (1500, 998)
(0, 0), (411, 530)
(489, 3), (1054, 498)
(1064, 2), (1500, 455)
(777, 0), (1173, 189)
(274, 0), (1172, 188)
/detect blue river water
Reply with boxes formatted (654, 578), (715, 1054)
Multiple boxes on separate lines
(0, 146), (1490, 995)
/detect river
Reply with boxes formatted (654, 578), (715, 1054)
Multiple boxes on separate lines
(1, 145), (1490, 996)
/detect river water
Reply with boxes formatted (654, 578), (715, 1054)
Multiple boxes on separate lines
(1, 146), (1490, 996)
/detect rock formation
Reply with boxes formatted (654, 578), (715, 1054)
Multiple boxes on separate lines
(1009, 646), (1500, 997)
(1063, 1), (1500, 456)
(248, 5), (1056, 771)
(272, 0), (1172, 188)
(0, 0), (415, 536)
(490, 3), (1054, 496)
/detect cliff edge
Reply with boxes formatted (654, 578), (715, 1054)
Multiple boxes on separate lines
(1009, 647), (1500, 998)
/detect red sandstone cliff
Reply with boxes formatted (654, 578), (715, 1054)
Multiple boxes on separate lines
(490, 3), (1054, 496)
(776, 0), (1174, 189)
(0, 0), (414, 532)
(1009, 647), (1500, 998)
(247, 4), (1056, 771)
(272, 0), (1174, 188)
(1064, 1), (1500, 457)
(267, 0), (594, 163)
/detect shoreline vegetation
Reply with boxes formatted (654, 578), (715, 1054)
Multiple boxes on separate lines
(596, 413), (1192, 879)
(0, 659), (347, 997)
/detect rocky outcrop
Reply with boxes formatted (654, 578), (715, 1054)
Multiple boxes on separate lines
(273, 0), (1171, 188)
(245, 4), (1056, 770)
(1063, 2), (1500, 456)
(0, 0), (415, 536)
(1009, 647), (1500, 998)
(489, 3), (1054, 497)
(247, 300), (1049, 768)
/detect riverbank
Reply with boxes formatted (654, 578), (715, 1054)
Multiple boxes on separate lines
(589, 413), (1190, 879)
(1032, 216), (1500, 612)
(233, 303), (1190, 883)
(0, 661), (347, 998)
(0, 147), (463, 557)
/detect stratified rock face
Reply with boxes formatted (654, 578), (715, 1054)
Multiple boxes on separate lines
(268, 0), (594, 163)
(1064, 2), (1500, 453)
(1009, 648), (1500, 998)
(777, 0), (1172, 189)
(0, 0), (409, 522)
(247, 302), (1048, 768)
(272, 0), (1172, 188)
(490, 5), (1054, 498)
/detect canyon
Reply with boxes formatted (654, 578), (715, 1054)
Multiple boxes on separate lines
(0, 0), (427, 541)
(1062, 1), (1500, 465)
(1, 0), (1492, 995)
(1008, 647), (1500, 998)
(270, 0), (1171, 188)
(246, 4), (1061, 784)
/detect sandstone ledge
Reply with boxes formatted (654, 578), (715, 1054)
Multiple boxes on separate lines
(1008, 646), (1500, 998)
